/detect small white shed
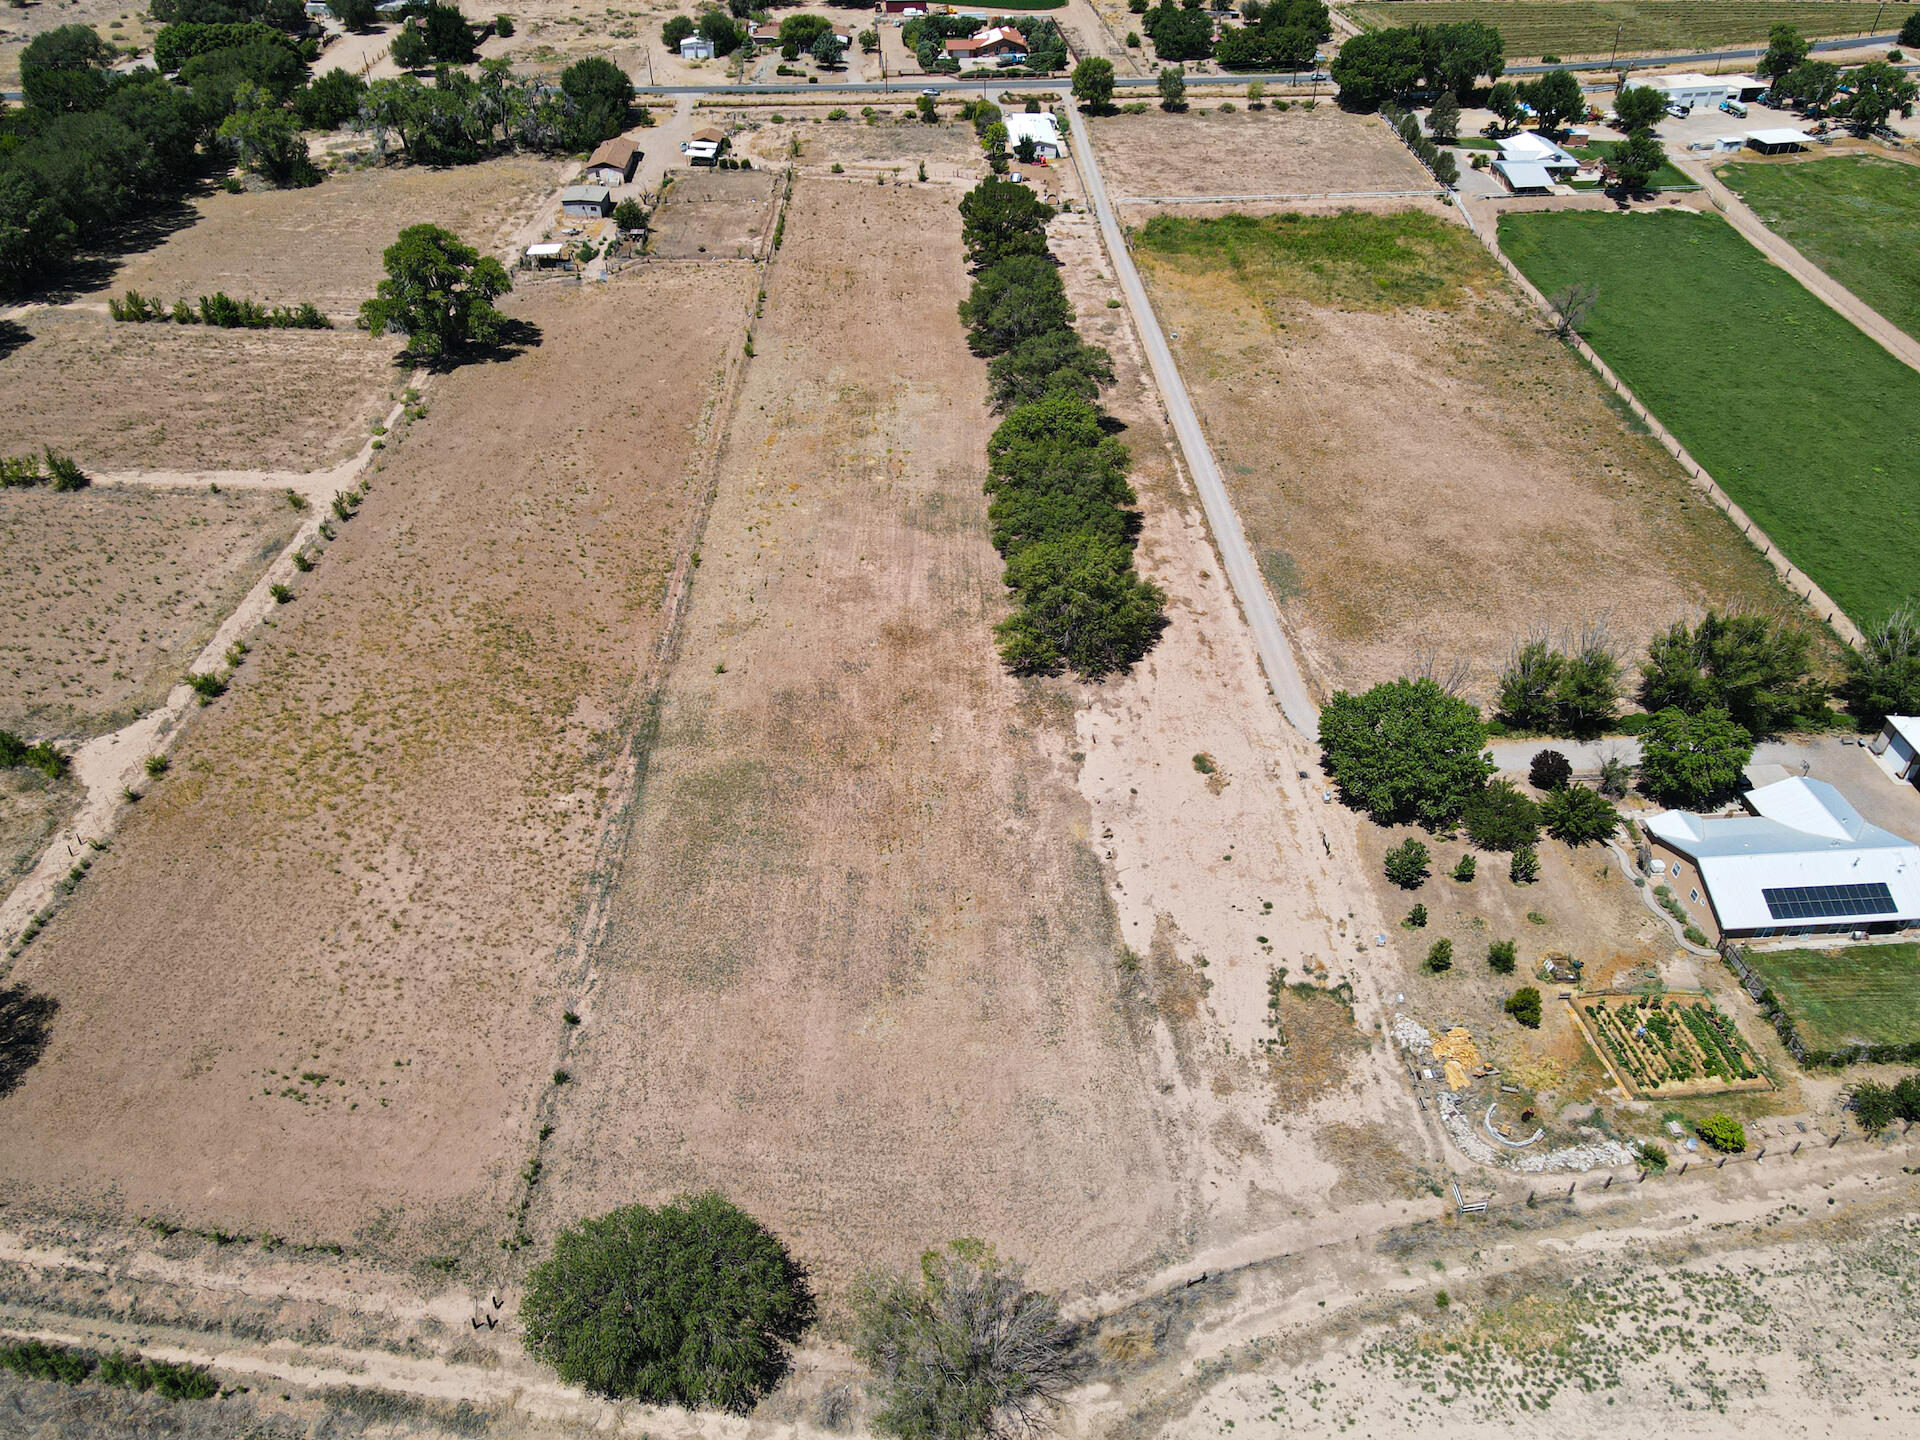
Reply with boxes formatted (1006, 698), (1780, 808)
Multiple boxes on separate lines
(1872, 716), (1920, 784)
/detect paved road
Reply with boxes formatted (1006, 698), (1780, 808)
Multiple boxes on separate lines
(1062, 97), (1321, 740)
(1679, 154), (1920, 379)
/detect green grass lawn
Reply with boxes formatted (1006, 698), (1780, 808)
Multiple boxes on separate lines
(1720, 155), (1920, 343)
(1739, 943), (1920, 1050)
(1569, 141), (1697, 190)
(1499, 207), (1920, 626)
(1346, 2), (1913, 60)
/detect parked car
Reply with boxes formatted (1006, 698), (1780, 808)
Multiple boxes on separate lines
(1666, 102), (1691, 118)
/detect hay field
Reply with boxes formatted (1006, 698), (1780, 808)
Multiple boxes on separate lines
(1739, 943), (1920, 1050)
(1088, 106), (1432, 200)
(0, 487), (299, 741)
(0, 312), (398, 474)
(108, 156), (567, 315)
(535, 178), (1176, 1294)
(0, 266), (753, 1251)
(1132, 208), (1790, 706)
(1344, 2), (1909, 59)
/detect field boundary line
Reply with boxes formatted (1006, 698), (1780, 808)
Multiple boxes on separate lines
(1455, 194), (1863, 648)
(1112, 188), (1439, 204)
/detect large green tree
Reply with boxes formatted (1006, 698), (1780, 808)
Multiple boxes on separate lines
(1330, 27), (1422, 111)
(1463, 778), (1541, 852)
(996, 533), (1166, 677)
(1838, 60), (1917, 134)
(1214, 0), (1328, 71)
(985, 329), (1115, 411)
(1522, 68), (1585, 132)
(958, 253), (1073, 356)
(560, 56), (632, 148)
(1415, 19), (1503, 101)
(1319, 677), (1493, 828)
(19, 25), (115, 114)
(1609, 129), (1667, 193)
(1759, 23), (1810, 81)
(520, 1194), (813, 1409)
(1841, 601), (1920, 726)
(1072, 56), (1115, 111)
(358, 223), (512, 360)
(1637, 706), (1753, 807)
(958, 178), (1055, 267)
(1639, 610), (1825, 735)
(1612, 84), (1667, 133)
(1541, 783), (1618, 845)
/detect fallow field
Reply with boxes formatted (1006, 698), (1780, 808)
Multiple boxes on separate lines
(1501, 206), (1920, 627)
(1132, 206), (1789, 704)
(533, 177), (1179, 1294)
(0, 264), (755, 1254)
(1089, 104), (1432, 202)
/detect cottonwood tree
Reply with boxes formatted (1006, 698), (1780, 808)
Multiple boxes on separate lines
(1072, 56), (1115, 111)
(1637, 706), (1753, 807)
(1319, 677), (1493, 828)
(359, 223), (512, 360)
(1609, 129), (1667, 193)
(1759, 23), (1810, 81)
(853, 1240), (1077, 1440)
(1547, 280), (1599, 337)
(1640, 610), (1825, 734)
(958, 178), (1056, 266)
(1841, 600), (1920, 725)
(995, 534), (1167, 677)
(958, 253), (1073, 355)
(1329, 27), (1422, 110)
(1485, 79), (1523, 133)
(1158, 63), (1188, 111)
(1838, 61), (1916, 134)
(521, 1194), (813, 1408)
(1522, 68), (1585, 132)
(1612, 84), (1667, 132)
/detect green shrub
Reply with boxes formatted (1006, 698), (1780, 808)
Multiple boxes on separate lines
(1426, 938), (1453, 973)
(270, 583), (293, 603)
(1528, 749), (1572, 790)
(1464, 779), (1541, 851)
(1384, 837), (1431, 889)
(1487, 938), (1516, 974)
(1405, 903), (1428, 928)
(1505, 986), (1542, 1028)
(1451, 853), (1476, 882)
(1894, 1072), (1920, 1123)
(1637, 1139), (1669, 1171)
(1852, 1079), (1897, 1134)
(520, 1193), (813, 1408)
(97, 1350), (219, 1400)
(1695, 1113), (1746, 1153)
(183, 671), (227, 703)
(0, 1339), (96, 1385)
(1191, 752), (1216, 775)
(1509, 847), (1540, 885)
(0, 730), (68, 780)
(144, 754), (170, 778)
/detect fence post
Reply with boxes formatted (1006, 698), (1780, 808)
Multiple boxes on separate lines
(1831, 1132), (1841, 1148)
(1679, 1162), (1689, 1176)
(1755, 1146), (1765, 1163)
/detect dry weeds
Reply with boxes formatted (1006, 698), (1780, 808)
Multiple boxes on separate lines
(646, 168), (780, 259)
(1089, 107), (1432, 199)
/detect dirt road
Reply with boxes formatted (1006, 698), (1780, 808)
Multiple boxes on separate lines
(1062, 98), (1322, 740)
(1680, 154), (1920, 378)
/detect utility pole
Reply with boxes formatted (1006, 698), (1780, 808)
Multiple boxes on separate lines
(1871, 1), (1886, 39)
(1608, 22), (1621, 70)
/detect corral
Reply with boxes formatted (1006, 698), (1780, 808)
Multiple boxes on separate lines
(106, 156), (568, 315)
(0, 486), (298, 740)
(0, 313), (397, 474)
(1131, 207), (1789, 705)
(1344, 2), (1908, 58)
(0, 266), (754, 1250)
(1737, 942), (1920, 1051)
(645, 167), (782, 259)
(1090, 106), (1433, 202)
(1720, 152), (1920, 342)
(1500, 206), (1920, 627)
(533, 177), (1176, 1293)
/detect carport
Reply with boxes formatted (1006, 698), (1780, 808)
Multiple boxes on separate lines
(1745, 128), (1814, 155)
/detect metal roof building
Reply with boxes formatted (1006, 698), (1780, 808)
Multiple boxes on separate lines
(1644, 777), (1920, 938)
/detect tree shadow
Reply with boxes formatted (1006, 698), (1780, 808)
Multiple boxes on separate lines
(0, 985), (59, 1100)
(0, 320), (32, 362)
(24, 187), (214, 305)
(407, 316), (545, 373)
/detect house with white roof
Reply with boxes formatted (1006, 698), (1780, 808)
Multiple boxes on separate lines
(1004, 111), (1063, 159)
(1491, 131), (1582, 193)
(1871, 716), (1920, 785)
(1643, 777), (1920, 939)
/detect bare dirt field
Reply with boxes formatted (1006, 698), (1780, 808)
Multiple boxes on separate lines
(108, 157), (568, 315)
(0, 264), (754, 1254)
(1132, 204), (1792, 708)
(533, 176), (1179, 1297)
(0, 310), (399, 474)
(0, 486), (299, 741)
(646, 167), (781, 259)
(732, 109), (985, 174)
(1087, 106), (1434, 200)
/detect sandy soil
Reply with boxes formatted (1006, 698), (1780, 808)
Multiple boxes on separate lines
(1132, 206), (1793, 710)
(0, 310), (400, 473)
(0, 266), (754, 1254)
(733, 109), (983, 175)
(0, 486), (299, 741)
(107, 157), (568, 315)
(533, 175), (1179, 1298)
(646, 167), (781, 259)
(0, 770), (83, 908)
(1087, 106), (1433, 200)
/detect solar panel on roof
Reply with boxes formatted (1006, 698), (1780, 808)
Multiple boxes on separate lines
(1760, 883), (1897, 921)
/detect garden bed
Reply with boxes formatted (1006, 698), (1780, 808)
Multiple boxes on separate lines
(1572, 990), (1771, 1098)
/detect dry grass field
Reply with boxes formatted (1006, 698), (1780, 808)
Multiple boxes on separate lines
(1132, 205), (1790, 706)
(1089, 106), (1433, 200)
(0, 265), (753, 1252)
(646, 168), (781, 259)
(0, 311), (398, 474)
(534, 177), (1177, 1295)
(0, 487), (299, 741)
(734, 110), (986, 173)
(108, 157), (567, 315)
(0, 3), (154, 87)
(1, 770), (83, 908)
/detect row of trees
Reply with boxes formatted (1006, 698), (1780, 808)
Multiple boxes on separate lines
(954, 177), (1168, 676)
(354, 57), (639, 169)
(1329, 20), (1504, 110)
(1759, 23), (1916, 133)
(1133, 0), (1330, 70)
(521, 1195), (1075, 1440)
(1380, 104), (1460, 186)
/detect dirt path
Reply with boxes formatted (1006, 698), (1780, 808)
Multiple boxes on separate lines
(1063, 96), (1321, 740)
(0, 391), (413, 954)
(1681, 153), (1920, 378)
